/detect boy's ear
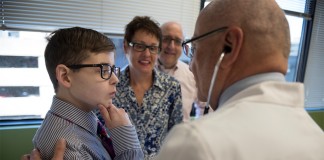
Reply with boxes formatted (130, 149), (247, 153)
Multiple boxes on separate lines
(56, 64), (72, 88)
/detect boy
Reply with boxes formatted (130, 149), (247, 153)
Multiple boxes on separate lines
(33, 27), (143, 159)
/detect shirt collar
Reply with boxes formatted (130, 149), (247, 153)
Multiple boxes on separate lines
(218, 72), (286, 109)
(156, 58), (178, 74)
(120, 66), (165, 91)
(50, 96), (98, 134)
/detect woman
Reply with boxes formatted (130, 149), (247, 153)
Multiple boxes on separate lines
(105, 16), (183, 159)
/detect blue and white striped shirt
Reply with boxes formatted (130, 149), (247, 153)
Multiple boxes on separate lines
(33, 96), (143, 160)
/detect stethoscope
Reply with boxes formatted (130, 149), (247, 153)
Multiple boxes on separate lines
(203, 52), (225, 115)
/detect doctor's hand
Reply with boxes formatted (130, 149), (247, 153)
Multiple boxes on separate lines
(20, 138), (66, 160)
(98, 104), (132, 129)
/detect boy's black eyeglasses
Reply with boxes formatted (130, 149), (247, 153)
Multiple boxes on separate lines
(182, 26), (228, 59)
(67, 63), (120, 80)
(129, 42), (160, 54)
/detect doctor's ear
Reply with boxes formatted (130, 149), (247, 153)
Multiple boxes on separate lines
(221, 27), (243, 67)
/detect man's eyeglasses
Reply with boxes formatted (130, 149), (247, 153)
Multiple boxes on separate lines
(182, 26), (228, 59)
(162, 36), (183, 46)
(129, 42), (160, 54)
(67, 63), (120, 80)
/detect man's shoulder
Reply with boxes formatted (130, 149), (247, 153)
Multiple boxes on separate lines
(176, 60), (189, 69)
(175, 60), (193, 75)
(172, 61), (195, 85)
(166, 114), (226, 143)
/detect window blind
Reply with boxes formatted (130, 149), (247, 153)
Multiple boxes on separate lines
(276, 0), (315, 20)
(304, 0), (324, 108)
(0, 0), (200, 37)
(276, 0), (314, 13)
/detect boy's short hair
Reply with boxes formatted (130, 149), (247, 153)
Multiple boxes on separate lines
(124, 16), (162, 50)
(44, 27), (115, 92)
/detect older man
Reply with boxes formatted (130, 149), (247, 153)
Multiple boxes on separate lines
(157, 0), (324, 159)
(156, 21), (208, 121)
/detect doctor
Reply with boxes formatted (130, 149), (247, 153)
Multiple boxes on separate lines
(22, 0), (324, 159)
(157, 0), (324, 159)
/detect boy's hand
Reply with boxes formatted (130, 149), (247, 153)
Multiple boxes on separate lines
(98, 104), (132, 129)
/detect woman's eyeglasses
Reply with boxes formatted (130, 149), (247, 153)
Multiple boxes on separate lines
(129, 42), (160, 54)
